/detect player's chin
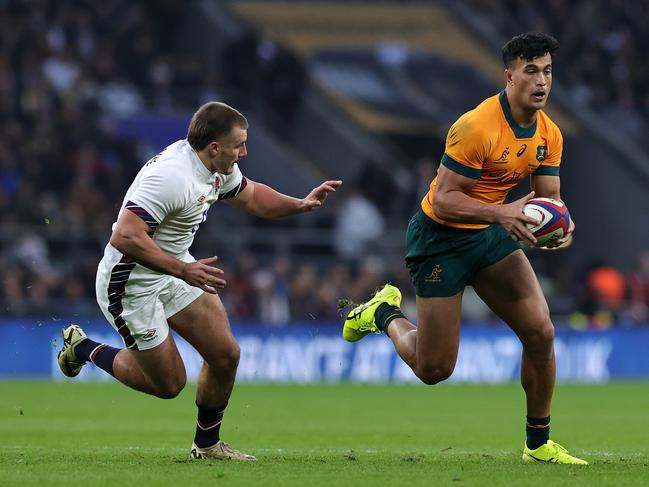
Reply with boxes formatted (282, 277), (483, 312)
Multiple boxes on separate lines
(530, 94), (548, 108)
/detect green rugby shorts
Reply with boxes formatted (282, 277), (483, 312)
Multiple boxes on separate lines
(405, 210), (523, 297)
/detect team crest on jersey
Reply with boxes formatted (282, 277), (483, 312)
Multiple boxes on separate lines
(536, 145), (547, 161)
(425, 264), (443, 283)
(197, 195), (206, 205)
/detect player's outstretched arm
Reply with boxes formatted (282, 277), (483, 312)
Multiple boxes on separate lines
(226, 179), (342, 218)
(110, 209), (225, 294)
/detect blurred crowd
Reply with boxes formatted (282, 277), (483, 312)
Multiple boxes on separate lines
(1, 0), (648, 328)
(0, 0), (196, 316)
(464, 0), (649, 144)
(221, 27), (306, 138)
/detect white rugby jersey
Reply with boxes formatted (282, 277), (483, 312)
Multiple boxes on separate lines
(98, 139), (247, 291)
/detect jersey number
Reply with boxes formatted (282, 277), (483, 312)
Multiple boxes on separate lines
(191, 210), (208, 234)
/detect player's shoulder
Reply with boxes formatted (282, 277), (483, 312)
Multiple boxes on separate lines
(154, 139), (191, 165)
(537, 109), (561, 131)
(449, 94), (501, 140)
(143, 140), (192, 180)
(463, 92), (501, 118)
(537, 110), (563, 139)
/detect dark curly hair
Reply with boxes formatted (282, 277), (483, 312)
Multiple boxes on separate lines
(502, 33), (559, 67)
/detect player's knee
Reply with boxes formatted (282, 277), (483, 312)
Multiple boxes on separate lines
(223, 342), (240, 369)
(154, 376), (187, 399)
(416, 362), (454, 385)
(210, 341), (240, 371)
(523, 321), (555, 352)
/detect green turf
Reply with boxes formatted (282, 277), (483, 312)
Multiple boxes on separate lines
(1, 381), (648, 486)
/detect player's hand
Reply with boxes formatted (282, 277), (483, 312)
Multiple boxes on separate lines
(541, 218), (575, 250)
(299, 180), (342, 212)
(498, 191), (541, 246)
(181, 256), (226, 294)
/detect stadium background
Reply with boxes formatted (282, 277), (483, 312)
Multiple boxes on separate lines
(2, 1), (649, 485)
(1, 0), (647, 382)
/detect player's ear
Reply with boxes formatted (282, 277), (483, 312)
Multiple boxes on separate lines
(504, 67), (514, 86)
(209, 141), (220, 155)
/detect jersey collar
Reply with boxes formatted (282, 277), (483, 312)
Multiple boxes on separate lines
(499, 90), (537, 139)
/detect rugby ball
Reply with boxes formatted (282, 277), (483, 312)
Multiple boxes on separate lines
(523, 197), (571, 247)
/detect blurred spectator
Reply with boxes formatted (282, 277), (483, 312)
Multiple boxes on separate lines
(2, 233), (60, 314)
(257, 40), (306, 137)
(289, 263), (320, 320)
(251, 256), (291, 325)
(333, 190), (386, 260)
(221, 27), (262, 110)
(221, 28), (307, 137)
(223, 252), (259, 322)
(573, 262), (626, 329)
(407, 156), (436, 216)
(627, 251), (649, 324)
(356, 158), (394, 215)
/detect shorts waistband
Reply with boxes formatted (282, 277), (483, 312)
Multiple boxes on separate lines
(416, 209), (486, 234)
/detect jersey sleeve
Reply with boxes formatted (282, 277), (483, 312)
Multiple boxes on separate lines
(218, 163), (248, 200)
(128, 166), (189, 226)
(441, 114), (492, 180)
(535, 122), (563, 176)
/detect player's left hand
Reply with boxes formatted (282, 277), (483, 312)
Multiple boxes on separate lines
(542, 217), (575, 250)
(300, 180), (342, 211)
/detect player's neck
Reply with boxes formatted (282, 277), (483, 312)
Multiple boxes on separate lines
(196, 150), (216, 173)
(505, 89), (538, 128)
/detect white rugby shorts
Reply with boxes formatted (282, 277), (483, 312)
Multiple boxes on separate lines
(96, 259), (203, 351)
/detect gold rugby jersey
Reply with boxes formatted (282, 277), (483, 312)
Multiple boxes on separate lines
(422, 91), (562, 229)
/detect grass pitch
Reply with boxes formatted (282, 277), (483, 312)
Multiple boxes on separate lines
(1, 381), (648, 486)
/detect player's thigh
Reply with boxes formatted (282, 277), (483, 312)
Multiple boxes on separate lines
(166, 290), (239, 365)
(472, 249), (552, 342)
(128, 333), (187, 392)
(405, 210), (481, 299)
(96, 269), (186, 387)
(415, 291), (463, 373)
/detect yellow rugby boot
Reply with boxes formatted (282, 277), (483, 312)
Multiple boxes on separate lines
(342, 284), (402, 342)
(190, 441), (257, 461)
(522, 440), (588, 465)
(57, 324), (88, 377)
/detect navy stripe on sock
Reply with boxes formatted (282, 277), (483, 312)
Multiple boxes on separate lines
(74, 338), (119, 377)
(74, 338), (100, 362)
(194, 402), (228, 448)
(90, 344), (119, 377)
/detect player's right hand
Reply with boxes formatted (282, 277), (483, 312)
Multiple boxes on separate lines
(498, 191), (540, 246)
(181, 256), (226, 294)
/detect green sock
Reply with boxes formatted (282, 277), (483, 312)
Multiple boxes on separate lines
(526, 416), (550, 449)
(374, 302), (405, 333)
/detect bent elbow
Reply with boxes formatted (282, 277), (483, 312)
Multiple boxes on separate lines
(432, 193), (449, 220)
(109, 231), (130, 253)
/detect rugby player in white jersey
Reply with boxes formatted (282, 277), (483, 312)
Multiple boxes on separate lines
(57, 102), (342, 461)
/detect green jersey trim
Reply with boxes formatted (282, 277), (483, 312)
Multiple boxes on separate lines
(441, 153), (482, 180)
(534, 165), (560, 176)
(499, 90), (537, 139)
